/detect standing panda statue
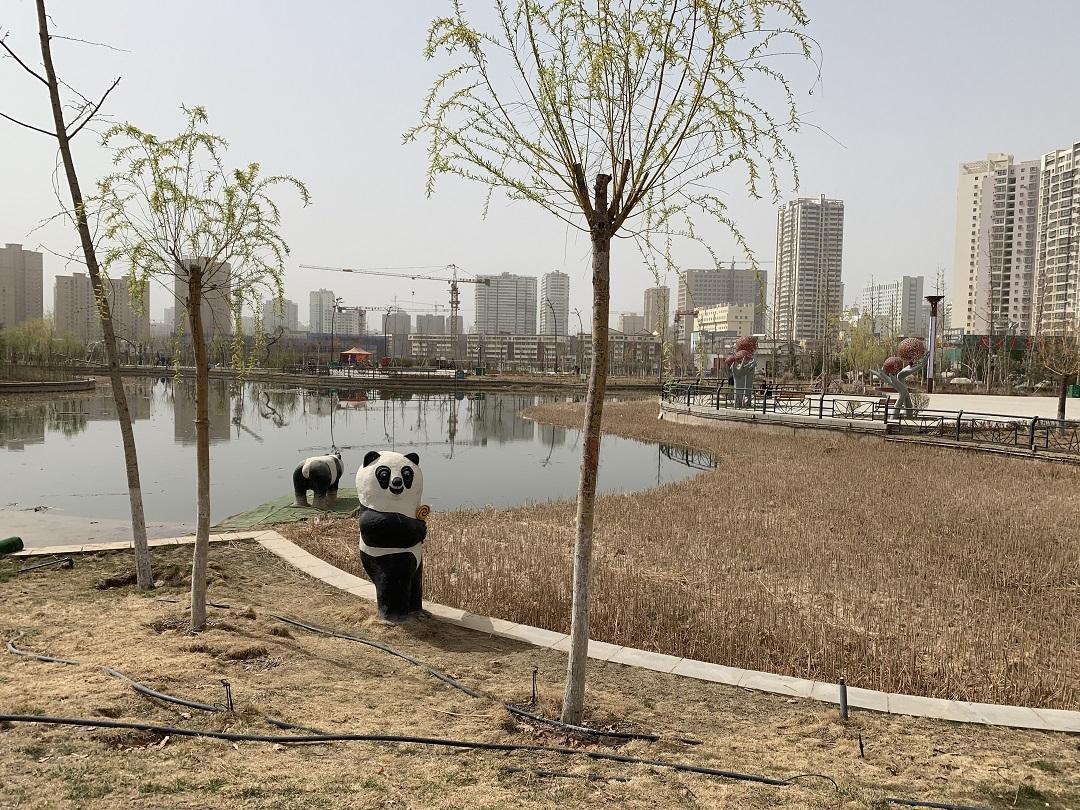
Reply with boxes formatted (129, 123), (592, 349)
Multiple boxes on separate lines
(292, 451), (344, 510)
(356, 450), (429, 623)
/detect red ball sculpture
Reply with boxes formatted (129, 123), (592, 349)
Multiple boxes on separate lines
(734, 335), (758, 354)
(882, 356), (904, 375)
(734, 349), (752, 363)
(724, 353), (738, 367)
(897, 336), (926, 362)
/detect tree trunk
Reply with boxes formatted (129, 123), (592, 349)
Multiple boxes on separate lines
(187, 270), (212, 631)
(1058, 373), (1071, 423)
(561, 174), (612, 725)
(36, 0), (153, 588)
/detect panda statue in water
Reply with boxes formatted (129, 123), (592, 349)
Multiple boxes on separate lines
(356, 450), (429, 623)
(292, 451), (344, 510)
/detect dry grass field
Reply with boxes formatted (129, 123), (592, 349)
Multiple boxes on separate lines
(283, 399), (1080, 712)
(2, 543), (1078, 809)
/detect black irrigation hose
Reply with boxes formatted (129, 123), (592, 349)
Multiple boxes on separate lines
(0, 714), (791, 786)
(271, 613), (663, 744)
(263, 715), (326, 734)
(17, 557), (74, 574)
(6, 634), (80, 666)
(885, 799), (991, 810)
(503, 767), (629, 783)
(102, 668), (225, 714)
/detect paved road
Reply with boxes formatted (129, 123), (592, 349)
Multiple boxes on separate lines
(927, 393), (1079, 419)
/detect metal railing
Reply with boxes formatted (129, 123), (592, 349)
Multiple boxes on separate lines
(661, 380), (1080, 458)
(661, 381), (893, 423)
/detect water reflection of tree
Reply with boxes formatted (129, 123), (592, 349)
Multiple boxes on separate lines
(468, 394), (536, 445)
(0, 406), (47, 447)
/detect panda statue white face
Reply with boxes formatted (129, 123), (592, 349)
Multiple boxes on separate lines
(356, 450), (423, 516)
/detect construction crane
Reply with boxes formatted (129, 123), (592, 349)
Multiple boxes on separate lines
(299, 263), (490, 363)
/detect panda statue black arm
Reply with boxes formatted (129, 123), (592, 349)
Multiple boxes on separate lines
(358, 508), (427, 547)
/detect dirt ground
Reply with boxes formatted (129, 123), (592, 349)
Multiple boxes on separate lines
(0, 543), (1077, 809)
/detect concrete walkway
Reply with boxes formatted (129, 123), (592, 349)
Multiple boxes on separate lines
(927, 392), (1078, 419)
(14, 532), (1079, 735)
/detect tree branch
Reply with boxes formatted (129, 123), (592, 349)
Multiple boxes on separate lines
(67, 75), (120, 139)
(0, 35), (48, 84)
(0, 109), (56, 137)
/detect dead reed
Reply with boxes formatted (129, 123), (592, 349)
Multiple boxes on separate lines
(282, 399), (1080, 710)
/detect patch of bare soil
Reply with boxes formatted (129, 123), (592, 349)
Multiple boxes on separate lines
(1, 543), (1077, 809)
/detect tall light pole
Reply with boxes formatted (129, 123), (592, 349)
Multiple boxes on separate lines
(544, 296), (557, 373)
(329, 296), (343, 370)
(573, 307), (584, 375)
(925, 295), (944, 394)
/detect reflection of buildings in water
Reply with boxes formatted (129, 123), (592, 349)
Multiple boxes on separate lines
(466, 394), (536, 445)
(1, 385), (155, 449)
(304, 392), (337, 418)
(49, 387), (153, 423)
(173, 379), (232, 445)
(0, 407), (46, 449)
(538, 424), (568, 450)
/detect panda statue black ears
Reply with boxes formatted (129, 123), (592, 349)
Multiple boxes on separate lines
(364, 450), (420, 467)
(356, 450), (428, 623)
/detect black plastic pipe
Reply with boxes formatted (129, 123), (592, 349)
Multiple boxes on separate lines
(6, 636), (79, 666)
(0, 714), (789, 786)
(102, 668), (224, 713)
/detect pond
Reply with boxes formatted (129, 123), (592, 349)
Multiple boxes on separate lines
(0, 380), (713, 532)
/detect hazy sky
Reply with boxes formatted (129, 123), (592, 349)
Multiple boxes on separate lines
(3, 1), (1079, 328)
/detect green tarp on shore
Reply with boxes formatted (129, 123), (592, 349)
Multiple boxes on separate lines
(214, 488), (359, 529)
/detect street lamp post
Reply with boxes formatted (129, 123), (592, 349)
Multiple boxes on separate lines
(924, 295), (944, 393)
(544, 296), (558, 373)
(329, 296), (343, 373)
(573, 308), (584, 376)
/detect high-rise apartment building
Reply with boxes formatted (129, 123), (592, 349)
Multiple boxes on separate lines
(415, 313), (446, 335)
(859, 276), (928, 338)
(262, 298), (299, 333)
(693, 303), (755, 337)
(308, 289), (337, 335)
(384, 309), (411, 358)
(618, 313), (646, 334)
(475, 272), (537, 335)
(173, 258), (232, 337)
(773, 195), (844, 343)
(950, 154), (1039, 336)
(1033, 141), (1080, 336)
(0, 243), (43, 331)
(54, 273), (149, 344)
(643, 286), (670, 335)
(540, 271), (569, 336)
(336, 308), (365, 337)
(677, 264), (768, 336)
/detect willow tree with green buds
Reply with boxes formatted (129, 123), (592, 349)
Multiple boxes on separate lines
(408, 0), (812, 723)
(97, 106), (310, 630)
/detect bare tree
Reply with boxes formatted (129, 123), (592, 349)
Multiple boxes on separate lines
(409, 0), (812, 724)
(1, 1), (154, 587)
(1033, 332), (1080, 422)
(96, 107), (309, 630)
